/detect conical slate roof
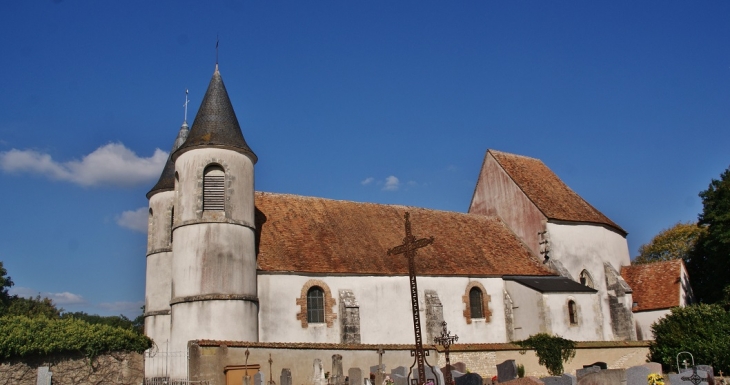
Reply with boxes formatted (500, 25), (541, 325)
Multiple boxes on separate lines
(147, 121), (190, 199)
(172, 66), (257, 163)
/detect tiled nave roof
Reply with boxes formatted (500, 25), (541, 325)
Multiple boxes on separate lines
(254, 192), (554, 277)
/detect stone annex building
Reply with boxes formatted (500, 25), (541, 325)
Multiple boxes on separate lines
(143, 66), (693, 383)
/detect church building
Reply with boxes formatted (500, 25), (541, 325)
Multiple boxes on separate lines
(143, 66), (684, 382)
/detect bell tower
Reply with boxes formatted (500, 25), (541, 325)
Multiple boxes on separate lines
(168, 65), (259, 363)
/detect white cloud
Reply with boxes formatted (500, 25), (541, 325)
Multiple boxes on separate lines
(117, 207), (149, 233)
(0, 143), (167, 187)
(383, 175), (400, 191)
(9, 286), (87, 305)
(361, 177), (374, 185)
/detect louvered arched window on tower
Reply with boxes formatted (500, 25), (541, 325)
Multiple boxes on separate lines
(203, 165), (225, 211)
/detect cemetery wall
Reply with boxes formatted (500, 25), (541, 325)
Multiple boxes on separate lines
(0, 351), (144, 385)
(439, 341), (650, 379)
(258, 274), (507, 344)
(190, 340), (650, 385)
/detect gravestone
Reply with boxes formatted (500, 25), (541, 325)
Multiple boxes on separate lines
(280, 369), (292, 385)
(454, 372), (483, 385)
(576, 369), (625, 385)
(452, 362), (467, 374)
(642, 362), (662, 375)
(542, 374), (576, 385)
(412, 365), (444, 385)
(669, 367), (712, 385)
(350, 368), (363, 385)
(313, 359), (326, 385)
(697, 365), (715, 384)
(575, 366), (600, 380)
(254, 371), (265, 385)
(332, 355), (345, 385)
(391, 373), (408, 385)
(391, 367), (408, 378)
(36, 367), (52, 385)
(372, 364), (386, 385)
(450, 370), (465, 380)
(582, 362), (607, 370)
(626, 364), (652, 385)
(497, 359), (518, 383)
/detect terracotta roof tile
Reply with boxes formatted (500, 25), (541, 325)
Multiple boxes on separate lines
(621, 259), (683, 312)
(255, 192), (554, 277)
(489, 150), (626, 235)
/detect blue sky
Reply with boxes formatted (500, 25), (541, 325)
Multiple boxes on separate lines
(0, 1), (728, 318)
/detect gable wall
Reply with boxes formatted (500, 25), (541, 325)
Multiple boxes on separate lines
(469, 153), (546, 257)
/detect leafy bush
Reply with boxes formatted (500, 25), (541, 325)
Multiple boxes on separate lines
(649, 304), (730, 373)
(0, 315), (152, 360)
(516, 333), (576, 376)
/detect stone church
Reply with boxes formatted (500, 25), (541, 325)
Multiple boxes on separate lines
(143, 66), (690, 382)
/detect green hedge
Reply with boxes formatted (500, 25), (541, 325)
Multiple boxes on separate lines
(0, 315), (152, 360)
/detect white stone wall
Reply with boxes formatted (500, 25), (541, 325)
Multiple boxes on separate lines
(503, 280), (545, 341)
(633, 309), (670, 340)
(546, 222), (631, 340)
(257, 274), (508, 344)
(542, 292), (603, 341)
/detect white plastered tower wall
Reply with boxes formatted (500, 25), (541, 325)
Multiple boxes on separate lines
(145, 190), (174, 351)
(164, 66), (260, 378)
(169, 147), (258, 357)
(144, 120), (189, 355)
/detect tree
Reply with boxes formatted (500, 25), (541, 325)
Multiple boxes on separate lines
(0, 262), (13, 313)
(634, 222), (704, 264)
(6, 295), (62, 319)
(687, 166), (730, 303)
(516, 333), (576, 376)
(649, 304), (730, 373)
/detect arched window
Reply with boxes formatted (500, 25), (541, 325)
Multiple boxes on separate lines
(579, 270), (594, 288)
(203, 165), (225, 211)
(469, 287), (484, 319)
(568, 300), (578, 325)
(307, 286), (325, 323)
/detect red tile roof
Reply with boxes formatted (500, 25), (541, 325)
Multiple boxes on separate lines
(489, 150), (626, 235)
(254, 192), (554, 277)
(621, 259), (684, 312)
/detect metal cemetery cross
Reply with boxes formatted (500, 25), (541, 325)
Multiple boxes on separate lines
(387, 212), (435, 385)
(434, 321), (458, 385)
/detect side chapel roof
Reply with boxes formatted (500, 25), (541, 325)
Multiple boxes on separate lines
(489, 149), (626, 235)
(254, 192), (554, 277)
(172, 66), (257, 163)
(147, 121), (189, 199)
(621, 259), (685, 312)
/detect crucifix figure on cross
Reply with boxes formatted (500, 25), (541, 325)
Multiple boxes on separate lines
(387, 212), (435, 385)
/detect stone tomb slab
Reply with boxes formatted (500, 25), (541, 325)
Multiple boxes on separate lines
(626, 364), (653, 385)
(541, 374), (576, 385)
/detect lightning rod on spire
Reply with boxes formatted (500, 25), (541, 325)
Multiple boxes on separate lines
(216, 35), (219, 66)
(183, 88), (189, 123)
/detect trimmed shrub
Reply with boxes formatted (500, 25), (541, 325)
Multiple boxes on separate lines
(0, 315), (152, 360)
